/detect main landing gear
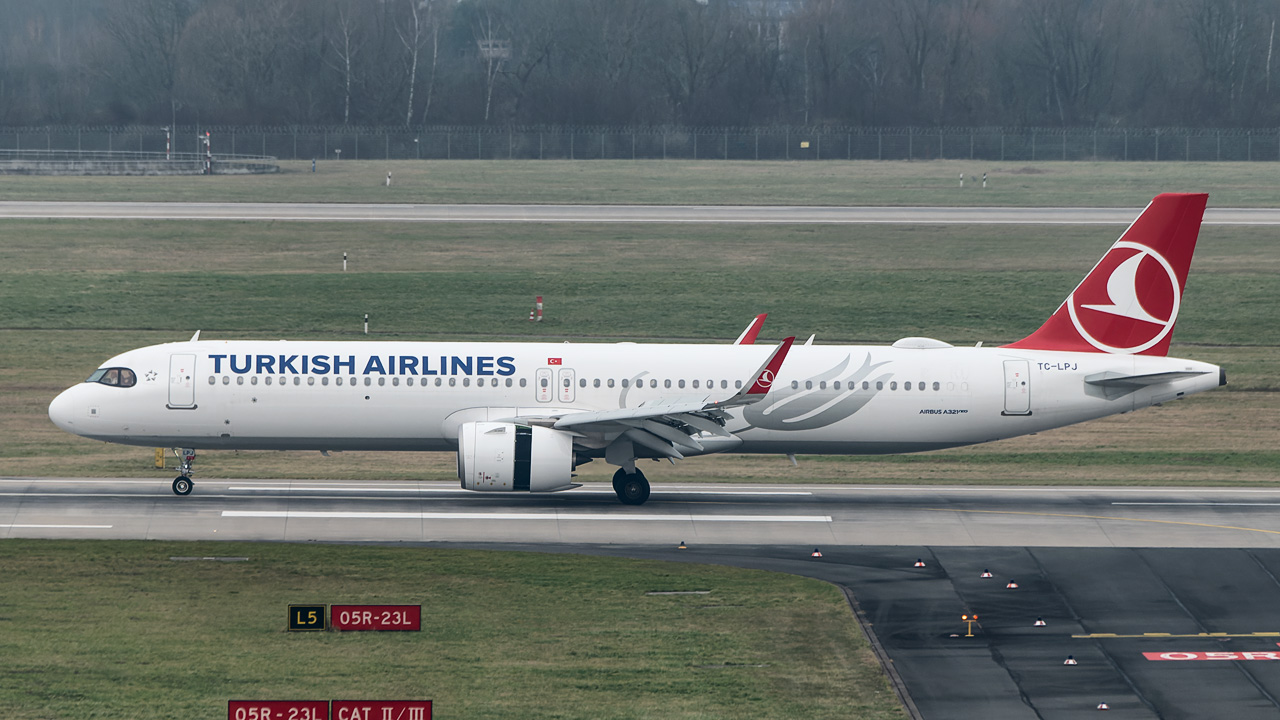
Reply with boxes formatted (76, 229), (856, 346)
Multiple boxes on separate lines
(172, 448), (196, 496)
(612, 467), (650, 505)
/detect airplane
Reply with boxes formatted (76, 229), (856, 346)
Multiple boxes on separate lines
(48, 193), (1224, 505)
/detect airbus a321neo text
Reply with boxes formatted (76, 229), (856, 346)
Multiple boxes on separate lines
(49, 194), (1224, 504)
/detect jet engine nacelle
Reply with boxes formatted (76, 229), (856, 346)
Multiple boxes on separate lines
(457, 421), (576, 492)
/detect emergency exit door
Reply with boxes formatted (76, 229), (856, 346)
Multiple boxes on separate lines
(1002, 359), (1031, 415)
(168, 353), (196, 409)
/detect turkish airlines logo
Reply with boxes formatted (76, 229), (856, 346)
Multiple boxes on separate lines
(1067, 241), (1180, 354)
(755, 370), (775, 389)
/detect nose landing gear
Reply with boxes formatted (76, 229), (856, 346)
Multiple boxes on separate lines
(172, 448), (196, 496)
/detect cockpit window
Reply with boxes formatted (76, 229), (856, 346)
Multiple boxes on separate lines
(87, 367), (136, 388)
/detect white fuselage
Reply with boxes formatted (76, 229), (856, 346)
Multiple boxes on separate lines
(47, 339), (1223, 458)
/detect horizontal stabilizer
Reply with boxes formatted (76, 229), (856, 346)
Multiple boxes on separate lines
(1084, 369), (1211, 400)
(1084, 370), (1211, 388)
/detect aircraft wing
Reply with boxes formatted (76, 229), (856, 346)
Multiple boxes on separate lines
(734, 313), (768, 345)
(549, 337), (794, 458)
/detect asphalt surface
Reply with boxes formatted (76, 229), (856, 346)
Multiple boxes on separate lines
(8, 478), (1280, 717)
(4, 201), (1280, 224)
(431, 542), (1280, 720)
(7, 478), (1280, 548)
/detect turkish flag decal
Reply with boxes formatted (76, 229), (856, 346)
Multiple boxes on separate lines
(547, 358), (562, 365)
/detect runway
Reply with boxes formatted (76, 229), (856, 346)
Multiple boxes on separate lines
(8, 477), (1280, 718)
(6, 477), (1280, 547)
(4, 200), (1280, 224)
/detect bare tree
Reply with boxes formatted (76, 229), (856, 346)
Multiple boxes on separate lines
(471, 5), (507, 123)
(396, 0), (440, 127)
(324, 0), (364, 126)
(100, 0), (193, 125)
(1181, 0), (1262, 121)
(1018, 0), (1117, 125)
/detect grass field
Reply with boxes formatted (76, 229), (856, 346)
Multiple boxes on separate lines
(0, 540), (901, 720)
(3, 159), (1280, 206)
(1, 216), (1275, 483)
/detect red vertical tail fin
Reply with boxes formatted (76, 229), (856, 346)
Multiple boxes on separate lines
(1003, 193), (1208, 356)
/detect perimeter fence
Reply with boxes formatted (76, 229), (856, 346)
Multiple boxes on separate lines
(2, 126), (1278, 162)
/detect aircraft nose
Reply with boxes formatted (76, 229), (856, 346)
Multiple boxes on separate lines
(48, 386), (81, 433)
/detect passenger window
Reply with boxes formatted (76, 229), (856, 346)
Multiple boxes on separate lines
(904, 382), (911, 391)
(378, 377), (386, 386)
(405, 377), (413, 387)
(208, 376), (216, 385)
(307, 377), (315, 386)
(933, 382), (941, 391)
(223, 376), (231, 385)
(678, 379), (685, 389)
(664, 379), (671, 389)
(236, 376), (245, 385)
(805, 381), (813, 389)
(875, 381), (883, 390)
(890, 381), (897, 390)
(294, 377), (301, 386)
(449, 377), (456, 386)
(735, 380), (742, 389)
(791, 381), (799, 389)
(364, 377), (371, 386)
(580, 378), (587, 388)
(607, 379), (615, 388)
(833, 381), (841, 390)
(266, 376), (273, 386)
(518, 378), (525, 387)
(461, 378), (468, 387)
(593, 379), (601, 388)
(322, 377), (330, 386)
(721, 380), (729, 389)
(505, 378), (513, 387)
(650, 379), (658, 388)
(335, 377), (342, 386)
(251, 376), (258, 385)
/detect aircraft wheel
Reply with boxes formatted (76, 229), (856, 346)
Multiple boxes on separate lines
(612, 468), (626, 496)
(615, 470), (650, 506)
(172, 476), (193, 496)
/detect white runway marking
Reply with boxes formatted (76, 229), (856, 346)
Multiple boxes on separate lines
(1112, 502), (1280, 507)
(222, 510), (831, 522)
(4, 524), (113, 529)
(227, 485), (811, 496)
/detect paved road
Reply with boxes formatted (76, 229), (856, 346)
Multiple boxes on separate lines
(3, 201), (1280, 224)
(6, 477), (1280, 547)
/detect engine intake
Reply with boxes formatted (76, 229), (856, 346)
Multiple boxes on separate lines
(457, 421), (575, 492)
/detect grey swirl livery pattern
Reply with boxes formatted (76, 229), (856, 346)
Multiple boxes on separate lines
(741, 354), (892, 431)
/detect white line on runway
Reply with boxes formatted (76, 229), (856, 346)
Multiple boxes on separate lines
(222, 510), (831, 522)
(227, 485), (811, 496)
(1112, 502), (1280, 507)
(4, 524), (113, 529)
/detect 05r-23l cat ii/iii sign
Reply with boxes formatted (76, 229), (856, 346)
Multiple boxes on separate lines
(49, 194), (1224, 505)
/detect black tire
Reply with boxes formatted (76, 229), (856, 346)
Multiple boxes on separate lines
(616, 470), (650, 506)
(172, 476), (193, 496)
(612, 468), (627, 496)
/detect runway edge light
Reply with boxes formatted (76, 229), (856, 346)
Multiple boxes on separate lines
(1006, 580), (1019, 589)
(1064, 655), (1078, 665)
(1097, 702), (1110, 710)
(811, 548), (823, 558)
(677, 540), (687, 549)
(1035, 617), (1047, 627)
(981, 569), (993, 578)
(914, 558), (926, 568)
